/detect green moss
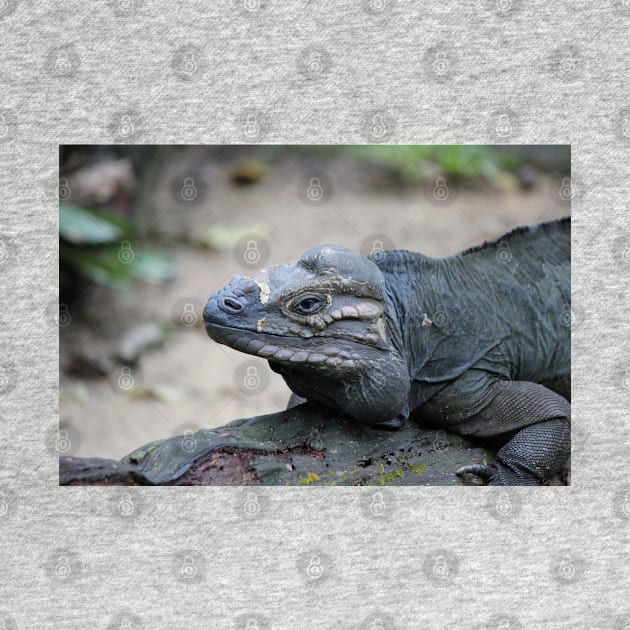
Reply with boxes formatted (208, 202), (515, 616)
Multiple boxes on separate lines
(407, 462), (426, 475)
(125, 439), (166, 464)
(299, 472), (321, 485)
(382, 469), (404, 483)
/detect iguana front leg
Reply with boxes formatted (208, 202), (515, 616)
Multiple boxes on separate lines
(420, 374), (571, 486)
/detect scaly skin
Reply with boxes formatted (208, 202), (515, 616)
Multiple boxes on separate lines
(203, 218), (571, 485)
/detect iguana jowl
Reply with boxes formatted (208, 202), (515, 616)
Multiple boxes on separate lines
(203, 218), (571, 486)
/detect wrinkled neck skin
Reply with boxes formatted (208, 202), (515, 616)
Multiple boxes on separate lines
(384, 254), (486, 411)
(380, 252), (512, 412)
(381, 258), (445, 379)
(379, 261), (446, 414)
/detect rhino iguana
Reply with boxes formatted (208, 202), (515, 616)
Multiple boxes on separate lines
(203, 218), (571, 486)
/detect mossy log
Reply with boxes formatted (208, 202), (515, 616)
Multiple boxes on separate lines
(59, 403), (568, 486)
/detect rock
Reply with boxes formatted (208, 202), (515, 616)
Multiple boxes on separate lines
(60, 403), (499, 486)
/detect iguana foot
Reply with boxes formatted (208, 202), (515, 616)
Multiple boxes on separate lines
(456, 464), (496, 483)
(456, 462), (540, 485)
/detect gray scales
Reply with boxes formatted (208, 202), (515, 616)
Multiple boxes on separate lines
(203, 217), (571, 486)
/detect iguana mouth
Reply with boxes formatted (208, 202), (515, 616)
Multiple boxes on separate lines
(205, 322), (361, 369)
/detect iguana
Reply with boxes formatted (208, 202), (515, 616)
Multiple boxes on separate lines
(203, 218), (570, 486)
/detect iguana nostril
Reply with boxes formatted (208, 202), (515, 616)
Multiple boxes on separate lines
(220, 296), (244, 313)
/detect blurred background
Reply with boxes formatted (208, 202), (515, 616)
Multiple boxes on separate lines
(58, 144), (571, 458)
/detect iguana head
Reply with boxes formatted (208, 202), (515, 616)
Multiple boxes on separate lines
(203, 244), (394, 370)
(203, 244), (411, 425)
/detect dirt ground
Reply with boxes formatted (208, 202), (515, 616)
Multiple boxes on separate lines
(60, 155), (569, 459)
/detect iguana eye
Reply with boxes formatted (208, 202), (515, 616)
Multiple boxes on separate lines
(290, 294), (326, 315)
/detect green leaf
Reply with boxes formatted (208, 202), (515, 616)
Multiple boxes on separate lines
(130, 251), (174, 284)
(61, 243), (131, 289)
(59, 205), (123, 245)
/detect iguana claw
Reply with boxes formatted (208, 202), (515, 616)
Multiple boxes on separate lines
(456, 464), (497, 484)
